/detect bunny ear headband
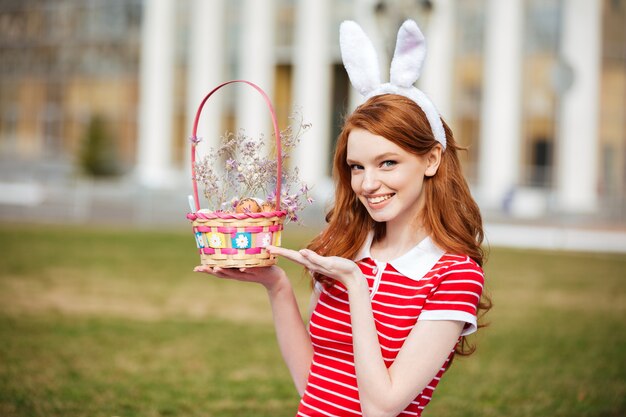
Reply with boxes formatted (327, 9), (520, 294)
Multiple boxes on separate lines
(340, 19), (447, 150)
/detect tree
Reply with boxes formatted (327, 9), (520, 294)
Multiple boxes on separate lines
(79, 115), (120, 177)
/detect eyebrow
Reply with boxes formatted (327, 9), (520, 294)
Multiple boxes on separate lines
(346, 152), (401, 165)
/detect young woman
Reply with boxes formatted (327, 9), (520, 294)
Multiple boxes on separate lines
(194, 20), (490, 417)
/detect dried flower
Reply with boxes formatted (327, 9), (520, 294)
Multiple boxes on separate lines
(193, 109), (313, 223)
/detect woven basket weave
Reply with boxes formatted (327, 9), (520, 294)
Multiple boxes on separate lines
(186, 80), (287, 268)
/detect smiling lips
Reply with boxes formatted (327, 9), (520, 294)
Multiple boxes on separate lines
(366, 193), (395, 205)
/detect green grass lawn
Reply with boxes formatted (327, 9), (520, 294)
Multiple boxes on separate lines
(0, 224), (624, 417)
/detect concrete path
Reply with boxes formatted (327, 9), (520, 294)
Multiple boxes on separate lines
(1, 179), (626, 254)
(485, 223), (626, 254)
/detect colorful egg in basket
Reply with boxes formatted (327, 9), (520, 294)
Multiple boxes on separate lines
(186, 80), (287, 268)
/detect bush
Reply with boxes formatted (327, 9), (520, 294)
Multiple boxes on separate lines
(79, 115), (120, 177)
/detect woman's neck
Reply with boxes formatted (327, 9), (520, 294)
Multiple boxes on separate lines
(371, 220), (428, 262)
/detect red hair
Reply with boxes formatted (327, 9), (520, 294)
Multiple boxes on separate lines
(307, 94), (491, 355)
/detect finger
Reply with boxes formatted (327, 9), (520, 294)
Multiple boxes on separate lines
(214, 266), (240, 277)
(214, 266), (244, 279)
(299, 249), (334, 271)
(299, 249), (327, 261)
(294, 257), (330, 276)
(197, 266), (239, 280)
(267, 245), (300, 258)
(273, 248), (310, 265)
(266, 246), (323, 274)
(193, 265), (246, 280)
(301, 251), (356, 274)
(216, 266), (258, 280)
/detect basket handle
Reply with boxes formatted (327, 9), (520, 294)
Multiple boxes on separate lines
(190, 80), (283, 212)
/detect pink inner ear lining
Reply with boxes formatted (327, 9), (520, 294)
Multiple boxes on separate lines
(391, 21), (426, 83)
(399, 37), (419, 53)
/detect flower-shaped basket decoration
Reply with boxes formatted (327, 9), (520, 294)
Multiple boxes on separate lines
(186, 80), (287, 268)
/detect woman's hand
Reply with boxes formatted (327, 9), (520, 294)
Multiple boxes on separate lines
(267, 245), (362, 288)
(193, 264), (287, 292)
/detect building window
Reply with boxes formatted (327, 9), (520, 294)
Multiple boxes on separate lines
(520, 0), (561, 189)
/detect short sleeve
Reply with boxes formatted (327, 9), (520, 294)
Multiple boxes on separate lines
(418, 260), (484, 336)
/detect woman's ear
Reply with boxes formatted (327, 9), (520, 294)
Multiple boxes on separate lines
(424, 145), (443, 177)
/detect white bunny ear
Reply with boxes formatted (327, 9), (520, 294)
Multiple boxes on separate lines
(340, 20), (381, 96)
(340, 20), (447, 149)
(390, 20), (426, 88)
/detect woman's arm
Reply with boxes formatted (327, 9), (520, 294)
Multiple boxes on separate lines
(194, 265), (313, 395)
(346, 274), (463, 417)
(264, 271), (314, 395)
(268, 248), (464, 417)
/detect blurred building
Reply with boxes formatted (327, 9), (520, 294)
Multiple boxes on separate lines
(0, 0), (142, 176)
(0, 0), (624, 222)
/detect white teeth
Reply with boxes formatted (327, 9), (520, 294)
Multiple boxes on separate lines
(368, 194), (392, 204)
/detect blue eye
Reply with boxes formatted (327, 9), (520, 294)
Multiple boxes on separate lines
(349, 164), (364, 170)
(381, 160), (397, 168)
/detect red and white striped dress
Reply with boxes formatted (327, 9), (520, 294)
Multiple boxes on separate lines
(296, 234), (484, 417)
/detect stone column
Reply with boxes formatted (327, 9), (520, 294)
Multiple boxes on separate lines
(236, 0), (276, 140)
(419, 0), (455, 121)
(136, 0), (176, 188)
(185, 0), (225, 179)
(556, 0), (602, 212)
(478, 0), (524, 209)
(348, 0), (385, 111)
(292, 0), (332, 183)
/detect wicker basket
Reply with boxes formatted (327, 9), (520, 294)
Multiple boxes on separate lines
(186, 80), (287, 268)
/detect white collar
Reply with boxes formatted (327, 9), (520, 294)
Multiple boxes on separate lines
(354, 231), (445, 281)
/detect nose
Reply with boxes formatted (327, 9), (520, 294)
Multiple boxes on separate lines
(361, 169), (381, 193)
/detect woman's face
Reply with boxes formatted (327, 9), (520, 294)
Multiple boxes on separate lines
(346, 128), (439, 230)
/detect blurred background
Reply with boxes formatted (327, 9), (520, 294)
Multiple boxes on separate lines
(0, 1), (625, 416)
(0, 0), (625, 252)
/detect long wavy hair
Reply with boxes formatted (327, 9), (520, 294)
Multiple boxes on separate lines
(307, 94), (491, 355)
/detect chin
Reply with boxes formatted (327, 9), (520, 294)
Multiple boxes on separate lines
(365, 209), (393, 223)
